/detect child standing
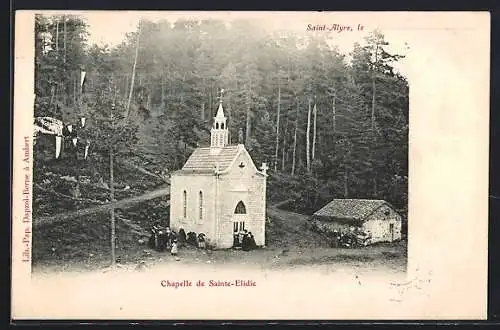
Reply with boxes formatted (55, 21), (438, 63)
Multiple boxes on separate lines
(170, 240), (178, 256)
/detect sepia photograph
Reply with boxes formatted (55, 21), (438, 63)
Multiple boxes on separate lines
(12, 11), (489, 320)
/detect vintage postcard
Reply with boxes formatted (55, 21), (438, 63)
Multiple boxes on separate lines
(12, 11), (489, 320)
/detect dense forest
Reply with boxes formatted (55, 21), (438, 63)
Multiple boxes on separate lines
(33, 14), (408, 220)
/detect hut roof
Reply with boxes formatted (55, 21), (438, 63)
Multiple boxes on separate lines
(313, 199), (394, 222)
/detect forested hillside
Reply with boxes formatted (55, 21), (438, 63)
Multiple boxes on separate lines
(33, 14), (408, 223)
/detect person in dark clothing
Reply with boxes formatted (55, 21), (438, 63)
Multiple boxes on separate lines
(247, 232), (257, 250)
(156, 229), (167, 252)
(330, 229), (341, 248)
(178, 228), (187, 246)
(148, 230), (156, 249)
(242, 233), (251, 251)
(187, 232), (197, 246)
(242, 231), (257, 251)
(198, 233), (206, 249)
(233, 233), (239, 248)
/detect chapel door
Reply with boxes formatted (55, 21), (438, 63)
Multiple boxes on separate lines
(389, 223), (395, 242)
(232, 201), (247, 248)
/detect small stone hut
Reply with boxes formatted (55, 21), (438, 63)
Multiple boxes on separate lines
(312, 199), (402, 243)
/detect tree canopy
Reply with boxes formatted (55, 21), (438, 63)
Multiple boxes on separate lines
(34, 15), (408, 216)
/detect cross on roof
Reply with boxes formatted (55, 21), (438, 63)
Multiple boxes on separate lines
(217, 88), (225, 104)
(260, 162), (268, 173)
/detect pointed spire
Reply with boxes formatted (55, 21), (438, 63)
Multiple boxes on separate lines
(216, 102), (225, 118)
(215, 88), (225, 118)
(211, 88), (229, 149)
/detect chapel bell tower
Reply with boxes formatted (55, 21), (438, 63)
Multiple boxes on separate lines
(210, 88), (229, 150)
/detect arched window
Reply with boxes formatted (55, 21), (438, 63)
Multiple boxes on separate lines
(216, 122), (219, 129)
(183, 190), (187, 218)
(199, 191), (203, 222)
(221, 123), (225, 129)
(234, 201), (246, 214)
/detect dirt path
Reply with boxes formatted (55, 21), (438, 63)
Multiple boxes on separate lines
(34, 188), (285, 229)
(33, 186), (170, 228)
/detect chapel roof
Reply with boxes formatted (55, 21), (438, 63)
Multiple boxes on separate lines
(180, 144), (240, 172)
(313, 199), (396, 222)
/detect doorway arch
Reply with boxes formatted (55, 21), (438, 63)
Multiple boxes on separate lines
(232, 201), (247, 248)
(234, 201), (246, 214)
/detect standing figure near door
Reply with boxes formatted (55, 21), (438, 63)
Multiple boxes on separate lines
(169, 89), (268, 249)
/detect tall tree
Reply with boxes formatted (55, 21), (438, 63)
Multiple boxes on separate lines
(291, 97), (299, 176)
(312, 101), (317, 161)
(306, 98), (311, 173)
(274, 83), (281, 172)
(125, 20), (142, 120)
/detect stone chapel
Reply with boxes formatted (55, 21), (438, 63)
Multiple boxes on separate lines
(169, 93), (268, 249)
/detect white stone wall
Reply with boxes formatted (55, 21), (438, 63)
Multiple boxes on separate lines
(216, 150), (266, 248)
(362, 205), (402, 243)
(169, 174), (216, 242)
(169, 146), (266, 249)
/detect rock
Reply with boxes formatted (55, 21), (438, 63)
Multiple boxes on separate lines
(175, 257), (181, 261)
(206, 260), (211, 264)
(138, 239), (145, 245)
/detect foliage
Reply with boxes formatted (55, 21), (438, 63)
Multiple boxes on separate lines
(34, 14), (409, 217)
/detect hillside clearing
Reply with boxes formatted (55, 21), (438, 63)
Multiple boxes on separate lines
(32, 202), (406, 274)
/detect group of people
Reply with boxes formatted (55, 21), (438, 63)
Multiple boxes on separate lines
(183, 231), (207, 249)
(148, 223), (178, 255)
(148, 224), (209, 255)
(233, 230), (257, 251)
(148, 223), (259, 254)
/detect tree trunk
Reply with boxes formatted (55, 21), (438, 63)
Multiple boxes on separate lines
(52, 85), (58, 115)
(312, 102), (317, 160)
(245, 101), (251, 147)
(55, 19), (59, 53)
(209, 82), (213, 117)
(332, 89), (336, 134)
(344, 160), (348, 198)
(161, 74), (165, 108)
(227, 100), (232, 143)
(49, 85), (55, 108)
(201, 102), (205, 120)
(344, 140), (349, 198)
(125, 21), (141, 120)
(73, 75), (76, 106)
(63, 16), (66, 64)
(78, 70), (83, 118)
(306, 98), (311, 173)
(62, 80), (66, 108)
(281, 120), (288, 172)
(110, 108), (116, 268)
(371, 44), (378, 134)
(291, 98), (299, 176)
(274, 84), (281, 172)
(124, 75), (129, 102)
(245, 76), (252, 148)
(371, 78), (376, 133)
